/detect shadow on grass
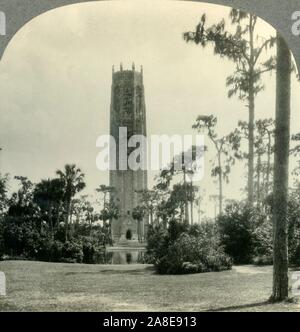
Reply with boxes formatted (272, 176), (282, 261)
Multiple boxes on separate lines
(206, 300), (271, 312)
(64, 266), (155, 276)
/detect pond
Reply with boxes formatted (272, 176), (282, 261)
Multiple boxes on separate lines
(89, 248), (146, 264)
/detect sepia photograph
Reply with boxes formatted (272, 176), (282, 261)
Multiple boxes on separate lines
(0, 0), (300, 316)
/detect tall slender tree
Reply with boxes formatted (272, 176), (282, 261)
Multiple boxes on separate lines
(135, 189), (159, 226)
(33, 178), (64, 239)
(132, 206), (145, 243)
(193, 115), (241, 215)
(184, 10), (276, 207)
(254, 119), (275, 204)
(56, 164), (86, 241)
(271, 33), (291, 302)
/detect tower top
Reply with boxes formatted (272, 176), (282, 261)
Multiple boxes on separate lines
(112, 63), (143, 74)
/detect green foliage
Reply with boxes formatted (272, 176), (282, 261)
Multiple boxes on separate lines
(0, 219), (5, 258)
(218, 198), (300, 266)
(56, 164), (86, 240)
(287, 196), (300, 265)
(252, 219), (273, 258)
(217, 202), (270, 264)
(0, 213), (108, 263)
(183, 10), (276, 100)
(60, 240), (84, 263)
(144, 224), (168, 264)
(0, 173), (9, 213)
(146, 220), (232, 274)
(0, 167), (111, 264)
(99, 201), (119, 222)
(192, 115), (242, 215)
(82, 237), (105, 263)
(56, 164), (86, 200)
(184, 9), (277, 207)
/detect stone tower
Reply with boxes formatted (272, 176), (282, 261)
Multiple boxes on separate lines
(109, 63), (148, 243)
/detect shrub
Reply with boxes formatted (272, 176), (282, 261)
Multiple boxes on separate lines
(217, 202), (273, 264)
(0, 218), (4, 259)
(288, 197), (300, 265)
(217, 198), (300, 266)
(82, 237), (105, 264)
(251, 218), (273, 265)
(61, 240), (83, 263)
(217, 203), (255, 264)
(147, 221), (232, 274)
(252, 219), (273, 258)
(0, 213), (110, 263)
(145, 224), (168, 264)
(155, 232), (232, 274)
(49, 240), (64, 262)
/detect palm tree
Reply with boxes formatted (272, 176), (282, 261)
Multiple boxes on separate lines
(271, 33), (291, 302)
(99, 201), (119, 245)
(56, 164), (86, 241)
(96, 185), (115, 206)
(136, 189), (158, 226)
(173, 146), (206, 224)
(33, 178), (65, 239)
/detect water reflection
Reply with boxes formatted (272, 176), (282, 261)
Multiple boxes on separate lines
(126, 253), (132, 264)
(90, 249), (145, 264)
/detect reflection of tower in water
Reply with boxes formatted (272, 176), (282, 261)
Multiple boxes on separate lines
(109, 63), (148, 243)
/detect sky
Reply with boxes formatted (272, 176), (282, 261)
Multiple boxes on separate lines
(0, 0), (299, 218)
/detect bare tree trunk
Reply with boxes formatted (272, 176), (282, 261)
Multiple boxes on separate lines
(56, 202), (61, 233)
(248, 14), (255, 208)
(248, 90), (255, 207)
(70, 201), (75, 238)
(49, 203), (54, 240)
(218, 153), (223, 216)
(190, 201), (193, 225)
(137, 219), (141, 243)
(150, 210), (153, 225)
(183, 170), (189, 224)
(272, 33), (291, 302)
(266, 131), (272, 195)
(65, 200), (71, 242)
(190, 180), (194, 225)
(257, 153), (262, 206)
(214, 203), (217, 222)
(197, 197), (201, 224)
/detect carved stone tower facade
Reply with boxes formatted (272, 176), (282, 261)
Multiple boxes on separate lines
(109, 64), (148, 243)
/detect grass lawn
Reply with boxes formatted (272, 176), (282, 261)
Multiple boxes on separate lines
(0, 260), (299, 312)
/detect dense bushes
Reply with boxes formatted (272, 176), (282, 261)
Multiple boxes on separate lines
(146, 220), (232, 274)
(0, 218), (4, 258)
(217, 204), (255, 264)
(113, 196), (296, 269)
(217, 200), (300, 266)
(0, 215), (106, 263)
(217, 202), (272, 264)
(288, 197), (300, 265)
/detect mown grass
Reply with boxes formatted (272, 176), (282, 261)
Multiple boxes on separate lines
(0, 261), (299, 312)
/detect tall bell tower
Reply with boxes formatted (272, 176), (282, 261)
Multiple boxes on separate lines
(109, 63), (148, 243)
